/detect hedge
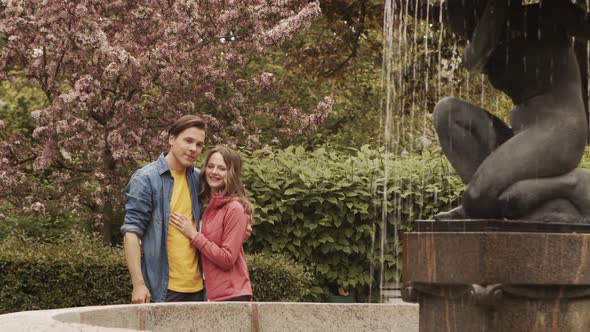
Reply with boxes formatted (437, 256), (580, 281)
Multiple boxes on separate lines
(248, 252), (312, 302)
(0, 234), (128, 314)
(0, 234), (311, 314)
(0, 213), (86, 242)
(242, 145), (464, 293)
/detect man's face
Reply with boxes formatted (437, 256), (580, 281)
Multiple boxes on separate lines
(168, 127), (206, 170)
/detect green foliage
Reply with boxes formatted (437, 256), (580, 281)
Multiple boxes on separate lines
(0, 212), (89, 242)
(0, 235), (311, 313)
(247, 252), (313, 302)
(579, 147), (590, 170)
(243, 1), (517, 153)
(0, 234), (129, 314)
(0, 75), (47, 136)
(243, 145), (463, 295)
(243, 1), (385, 148)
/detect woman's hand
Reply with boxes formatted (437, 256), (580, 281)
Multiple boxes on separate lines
(169, 212), (197, 239)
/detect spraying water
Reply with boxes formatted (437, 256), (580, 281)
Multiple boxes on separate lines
(377, 0), (396, 303)
(377, 0), (442, 302)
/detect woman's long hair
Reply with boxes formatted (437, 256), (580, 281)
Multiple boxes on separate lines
(199, 146), (254, 218)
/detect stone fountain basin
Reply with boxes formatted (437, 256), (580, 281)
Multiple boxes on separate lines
(0, 302), (418, 331)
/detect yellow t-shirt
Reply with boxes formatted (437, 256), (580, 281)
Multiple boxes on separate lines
(167, 170), (203, 293)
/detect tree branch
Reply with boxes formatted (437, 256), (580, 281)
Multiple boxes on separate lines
(54, 158), (94, 174)
(321, 0), (368, 77)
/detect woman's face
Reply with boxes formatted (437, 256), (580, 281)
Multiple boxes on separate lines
(205, 152), (228, 193)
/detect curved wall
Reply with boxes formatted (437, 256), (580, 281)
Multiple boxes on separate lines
(0, 302), (418, 331)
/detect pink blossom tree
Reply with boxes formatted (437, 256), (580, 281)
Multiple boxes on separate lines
(0, 0), (330, 243)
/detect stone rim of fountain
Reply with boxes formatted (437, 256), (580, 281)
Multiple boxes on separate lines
(0, 301), (419, 332)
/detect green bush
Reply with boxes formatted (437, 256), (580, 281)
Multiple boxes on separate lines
(247, 252), (313, 302)
(0, 234), (130, 314)
(243, 145), (463, 294)
(0, 213), (86, 242)
(0, 235), (311, 314)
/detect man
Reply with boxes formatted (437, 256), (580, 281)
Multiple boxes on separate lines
(121, 115), (209, 303)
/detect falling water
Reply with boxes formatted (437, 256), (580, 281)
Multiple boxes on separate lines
(377, 0), (447, 303)
(378, 0), (422, 303)
(375, 0), (395, 303)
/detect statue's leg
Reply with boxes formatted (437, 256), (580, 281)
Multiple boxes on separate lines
(520, 199), (582, 223)
(432, 96), (512, 220)
(462, 121), (585, 219)
(500, 168), (590, 219)
(433, 96), (512, 183)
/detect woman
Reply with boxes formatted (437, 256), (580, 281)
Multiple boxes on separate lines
(169, 146), (253, 301)
(434, 0), (590, 221)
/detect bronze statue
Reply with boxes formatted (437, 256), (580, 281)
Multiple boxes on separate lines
(433, 0), (590, 221)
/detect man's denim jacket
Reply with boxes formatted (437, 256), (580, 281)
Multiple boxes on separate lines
(121, 153), (202, 302)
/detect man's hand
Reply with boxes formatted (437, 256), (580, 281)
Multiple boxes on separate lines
(169, 212), (198, 239)
(131, 284), (151, 304)
(124, 232), (150, 304)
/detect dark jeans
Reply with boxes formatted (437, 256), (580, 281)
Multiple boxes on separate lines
(165, 289), (205, 302)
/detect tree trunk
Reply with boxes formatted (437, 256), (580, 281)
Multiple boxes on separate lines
(101, 138), (116, 244)
(101, 200), (113, 244)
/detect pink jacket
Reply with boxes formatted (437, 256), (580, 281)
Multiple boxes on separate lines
(191, 194), (253, 301)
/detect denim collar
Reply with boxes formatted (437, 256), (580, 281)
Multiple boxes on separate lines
(156, 152), (195, 176)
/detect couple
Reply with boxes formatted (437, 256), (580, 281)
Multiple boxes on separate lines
(121, 115), (253, 303)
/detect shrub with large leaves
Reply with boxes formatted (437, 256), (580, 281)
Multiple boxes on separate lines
(243, 145), (463, 293)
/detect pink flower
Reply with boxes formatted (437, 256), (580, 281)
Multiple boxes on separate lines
(32, 126), (46, 139)
(258, 2), (321, 49)
(30, 202), (46, 214)
(257, 72), (276, 90)
(30, 109), (43, 121)
(0, 0), (324, 234)
(33, 157), (51, 171)
(204, 92), (216, 101)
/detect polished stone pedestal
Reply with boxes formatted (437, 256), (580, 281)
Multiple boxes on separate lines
(402, 220), (590, 331)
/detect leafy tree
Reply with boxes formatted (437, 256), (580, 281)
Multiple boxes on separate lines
(0, 75), (47, 136)
(243, 0), (385, 148)
(243, 0), (512, 151)
(0, 0), (327, 243)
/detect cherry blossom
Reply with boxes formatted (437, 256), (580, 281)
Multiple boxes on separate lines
(0, 0), (328, 243)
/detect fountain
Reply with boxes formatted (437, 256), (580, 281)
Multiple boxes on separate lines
(402, 0), (590, 331)
(0, 3), (423, 330)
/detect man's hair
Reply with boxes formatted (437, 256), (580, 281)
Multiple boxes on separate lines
(168, 115), (207, 137)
